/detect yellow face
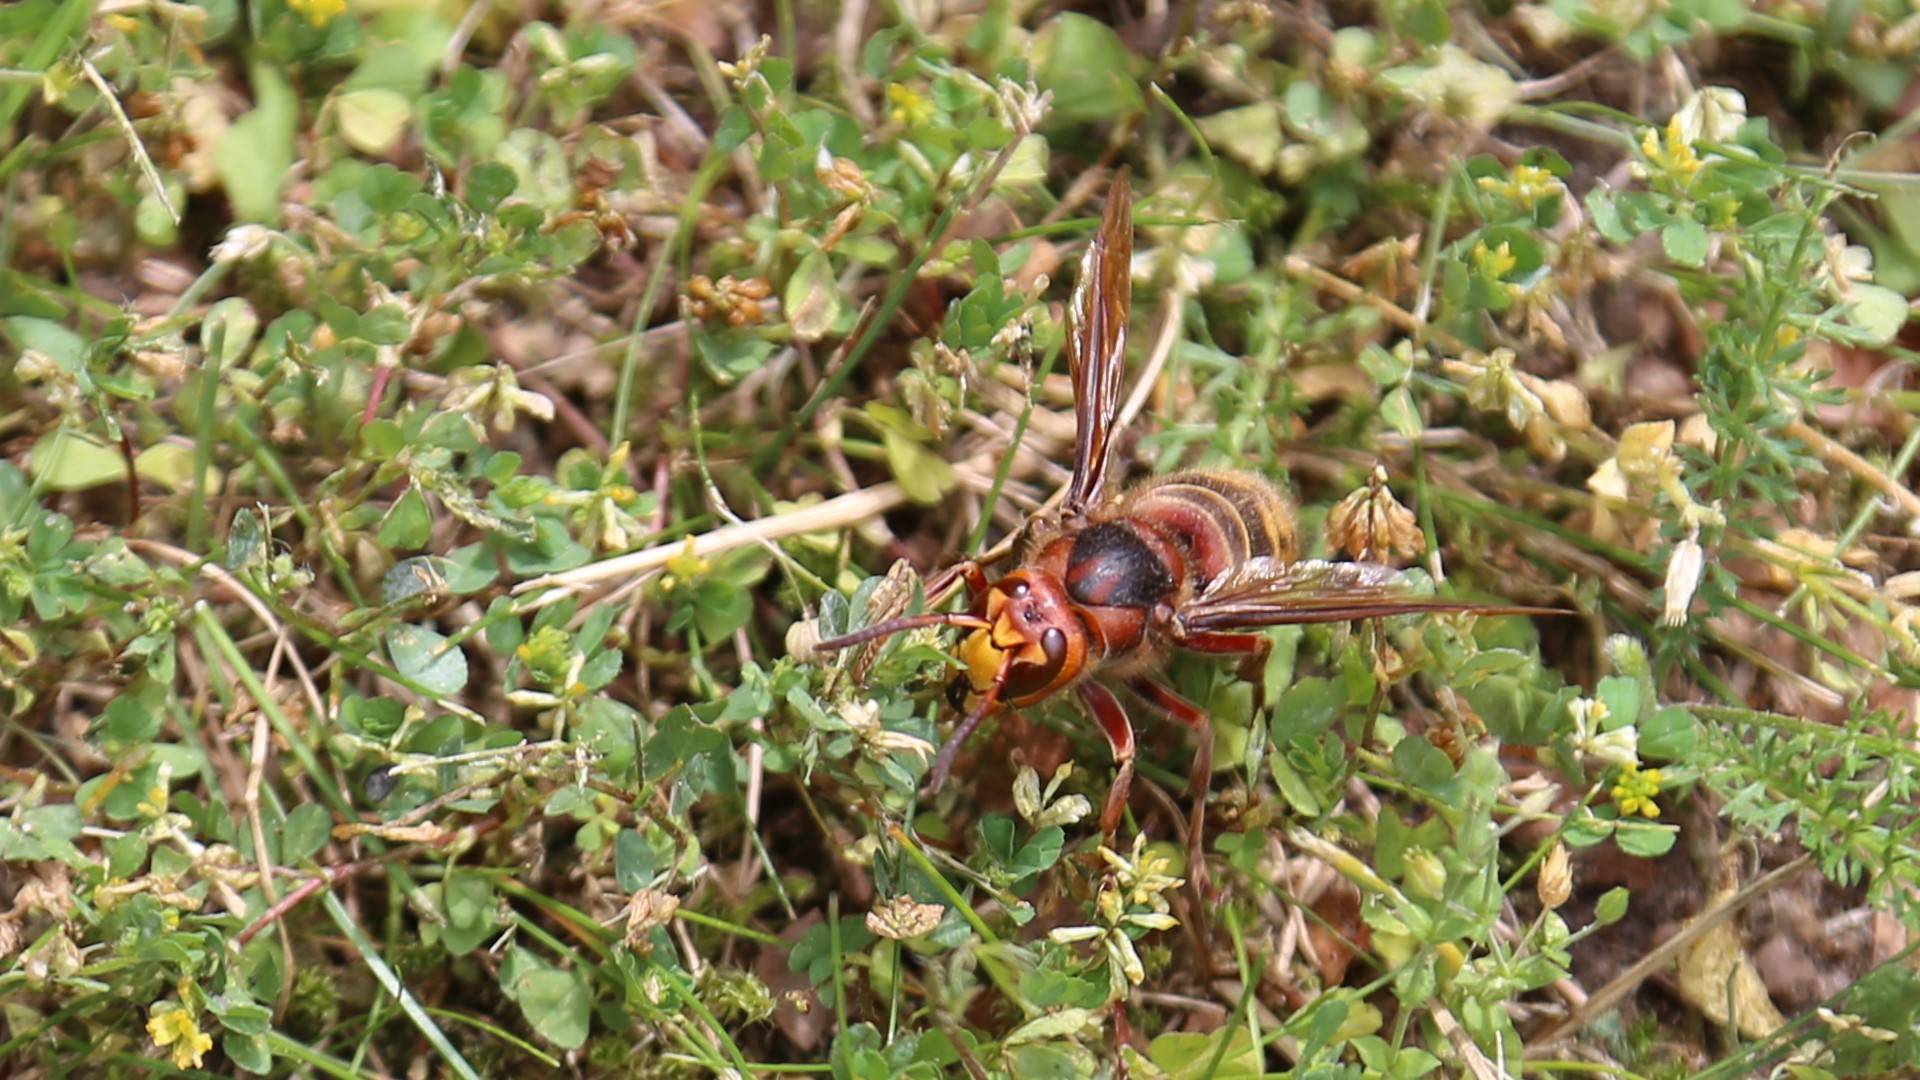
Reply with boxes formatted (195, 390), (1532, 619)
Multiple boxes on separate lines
(957, 586), (1049, 694)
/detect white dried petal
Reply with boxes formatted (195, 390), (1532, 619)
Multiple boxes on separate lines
(1662, 536), (1706, 627)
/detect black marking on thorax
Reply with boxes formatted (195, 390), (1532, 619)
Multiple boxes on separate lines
(1066, 521), (1175, 609)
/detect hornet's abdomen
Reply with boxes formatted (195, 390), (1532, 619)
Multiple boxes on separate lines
(1113, 470), (1297, 591)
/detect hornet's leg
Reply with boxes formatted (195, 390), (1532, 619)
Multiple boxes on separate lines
(1128, 678), (1214, 895)
(1164, 630), (1271, 900)
(1175, 631), (1273, 730)
(925, 559), (992, 607)
(1077, 681), (1136, 840)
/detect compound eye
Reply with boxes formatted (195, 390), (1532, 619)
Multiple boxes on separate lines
(1041, 627), (1067, 667)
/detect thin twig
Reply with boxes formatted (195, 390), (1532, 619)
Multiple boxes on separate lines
(1785, 418), (1920, 529)
(512, 483), (910, 599)
(79, 56), (178, 227)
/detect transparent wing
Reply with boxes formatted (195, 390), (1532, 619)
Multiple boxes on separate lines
(1062, 168), (1134, 517)
(1176, 558), (1561, 634)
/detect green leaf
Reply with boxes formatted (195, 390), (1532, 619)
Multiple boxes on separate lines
(1148, 1027), (1262, 1079)
(383, 555), (490, 605)
(1403, 0), (1452, 45)
(387, 624), (470, 695)
(1035, 14), (1144, 127)
(222, 1033), (272, 1074)
(466, 161), (517, 212)
(1594, 886), (1630, 925)
(1594, 675), (1642, 726)
(1272, 677), (1344, 740)
(1841, 282), (1910, 347)
(1196, 101), (1284, 176)
(1392, 735), (1455, 791)
(614, 828), (656, 891)
(1380, 384), (1423, 437)
(338, 88), (412, 156)
(4, 315), (86, 369)
(217, 62), (297, 222)
(1011, 826), (1065, 879)
(1267, 754), (1323, 816)
(28, 429), (123, 491)
(883, 429), (956, 505)
(789, 916), (874, 985)
(713, 105), (753, 153)
(1586, 188), (1634, 244)
(494, 128), (573, 214)
(692, 578), (753, 641)
(134, 443), (202, 493)
(343, 694), (406, 738)
(1641, 706), (1698, 760)
(280, 804), (330, 864)
(441, 868), (497, 955)
(785, 249), (843, 343)
(500, 945), (591, 1049)
(1005, 1007), (1094, 1044)
(379, 486), (433, 549)
(1613, 819), (1678, 857)
(692, 329), (777, 385)
(1661, 217), (1709, 267)
(100, 683), (163, 745)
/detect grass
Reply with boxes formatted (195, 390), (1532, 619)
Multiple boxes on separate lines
(4, 0), (1920, 1076)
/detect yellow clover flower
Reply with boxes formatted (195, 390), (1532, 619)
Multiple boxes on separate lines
(288, 0), (347, 27)
(147, 1004), (214, 1070)
(1611, 762), (1664, 819)
(887, 84), (933, 128)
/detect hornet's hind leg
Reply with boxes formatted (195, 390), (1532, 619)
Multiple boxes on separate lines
(1160, 630), (1273, 886)
(1127, 678), (1214, 895)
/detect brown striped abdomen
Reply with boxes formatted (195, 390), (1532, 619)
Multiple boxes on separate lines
(1110, 470), (1297, 590)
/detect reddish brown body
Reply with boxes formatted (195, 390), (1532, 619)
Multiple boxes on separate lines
(960, 470), (1296, 706)
(813, 170), (1559, 882)
(940, 468), (1304, 846)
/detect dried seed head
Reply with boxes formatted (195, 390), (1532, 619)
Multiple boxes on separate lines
(815, 147), (875, 204)
(1537, 842), (1572, 910)
(682, 275), (773, 326)
(784, 618), (826, 664)
(623, 890), (680, 949)
(1326, 466), (1425, 563)
(866, 895), (944, 940)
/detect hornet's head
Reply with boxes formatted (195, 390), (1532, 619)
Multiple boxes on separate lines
(952, 570), (1090, 706)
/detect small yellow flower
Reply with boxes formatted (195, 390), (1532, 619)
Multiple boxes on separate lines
(1611, 763), (1663, 819)
(1475, 163), (1561, 210)
(1636, 119), (1703, 186)
(1472, 240), (1516, 280)
(147, 1004), (214, 1070)
(663, 535), (710, 585)
(288, 0), (347, 28)
(887, 84), (933, 128)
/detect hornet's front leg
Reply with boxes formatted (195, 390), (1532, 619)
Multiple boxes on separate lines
(925, 559), (992, 608)
(1077, 681), (1136, 840)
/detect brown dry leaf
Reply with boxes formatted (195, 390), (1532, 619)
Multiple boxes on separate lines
(1291, 363), (1373, 403)
(1306, 879), (1366, 986)
(1676, 851), (1788, 1039)
(759, 912), (829, 1052)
